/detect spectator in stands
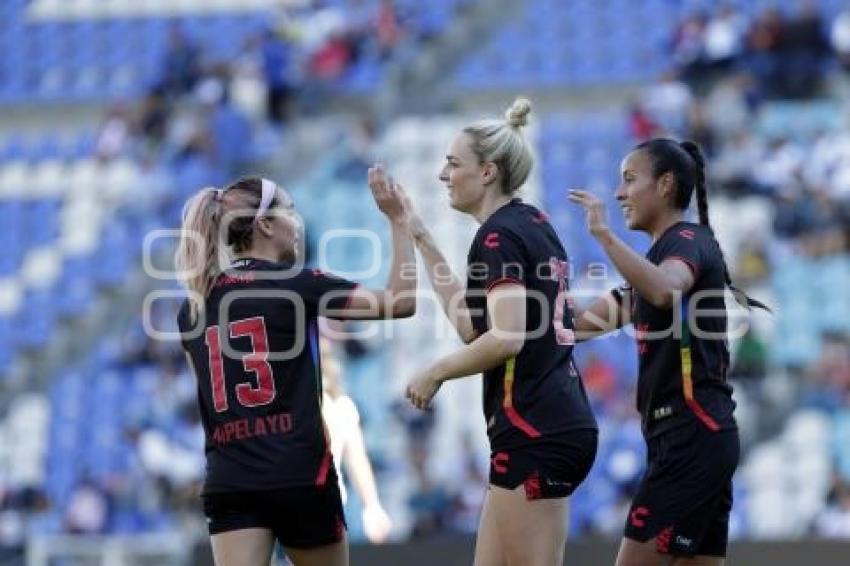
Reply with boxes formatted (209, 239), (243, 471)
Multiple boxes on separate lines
(628, 102), (660, 142)
(0, 488), (25, 562)
(377, 0), (403, 59)
(685, 101), (718, 158)
(446, 436), (487, 534)
(63, 480), (109, 535)
(640, 71), (693, 136)
(805, 130), (850, 200)
(309, 29), (354, 81)
(779, 0), (830, 98)
(712, 130), (767, 196)
(408, 440), (452, 538)
(229, 36), (267, 122)
(731, 327), (768, 381)
(703, 5), (747, 72)
(195, 75), (254, 176)
(95, 105), (131, 160)
(831, 8), (850, 73)
(703, 74), (758, 137)
(135, 88), (171, 150)
(157, 25), (201, 99)
(670, 12), (708, 83)
(816, 476), (850, 538)
(753, 136), (804, 193)
(260, 28), (294, 125)
(581, 353), (618, 414)
(742, 7), (785, 99)
(334, 117), (378, 183)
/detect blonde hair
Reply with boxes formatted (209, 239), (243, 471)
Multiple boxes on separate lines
(463, 97), (534, 194)
(174, 177), (279, 322)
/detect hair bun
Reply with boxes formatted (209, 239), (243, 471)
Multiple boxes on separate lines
(505, 97), (532, 128)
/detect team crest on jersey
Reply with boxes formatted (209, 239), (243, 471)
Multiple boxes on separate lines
(484, 232), (500, 249)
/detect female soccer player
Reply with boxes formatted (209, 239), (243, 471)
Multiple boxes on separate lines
(403, 98), (598, 566)
(175, 172), (414, 566)
(569, 139), (768, 566)
(319, 335), (392, 543)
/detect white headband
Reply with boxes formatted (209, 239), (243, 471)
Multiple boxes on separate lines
(255, 178), (276, 221)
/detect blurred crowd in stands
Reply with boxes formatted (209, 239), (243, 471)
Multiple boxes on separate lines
(631, 3), (850, 259)
(3, 1), (850, 559)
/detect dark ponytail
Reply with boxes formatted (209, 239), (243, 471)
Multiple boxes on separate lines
(638, 138), (771, 312)
(680, 141), (770, 312)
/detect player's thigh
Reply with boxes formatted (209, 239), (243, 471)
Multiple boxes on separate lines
(210, 527), (275, 566)
(491, 484), (569, 566)
(284, 533), (348, 566)
(615, 537), (673, 566)
(473, 488), (507, 566)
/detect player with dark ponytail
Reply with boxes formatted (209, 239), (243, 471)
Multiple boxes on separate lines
(569, 139), (768, 566)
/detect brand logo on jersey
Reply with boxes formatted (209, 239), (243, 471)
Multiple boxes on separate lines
(491, 452), (509, 474)
(532, 211), (549, 224)
(630, 506), (650, 528)
(484, 232), (500, 249)
(679, 229), (695, 240)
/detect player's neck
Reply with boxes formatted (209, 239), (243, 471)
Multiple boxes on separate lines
(648, 211), (685, 243)
(472, 192), (513, 224)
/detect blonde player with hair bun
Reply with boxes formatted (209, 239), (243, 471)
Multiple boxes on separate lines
(402, 98), (599, 565)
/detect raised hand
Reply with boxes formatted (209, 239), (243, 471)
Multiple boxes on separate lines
(368, 164), (406, 222)
(568, 189), (611, 239)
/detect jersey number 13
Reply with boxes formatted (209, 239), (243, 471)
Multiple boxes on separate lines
(204, 316), (276, 413)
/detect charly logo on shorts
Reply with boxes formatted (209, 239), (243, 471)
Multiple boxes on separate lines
(652, 405), (673, 420)
(675, 535), (693, 549)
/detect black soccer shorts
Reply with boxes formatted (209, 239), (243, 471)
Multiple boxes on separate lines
(203, 478), (346, 549)
(623, 421), (740, 557)
(488, 429), (598, 499)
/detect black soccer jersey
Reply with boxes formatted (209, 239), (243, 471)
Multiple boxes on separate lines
(624, 221), (736, 438)
(177, 258), (359, 494)
(465, 198), (597, 451)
